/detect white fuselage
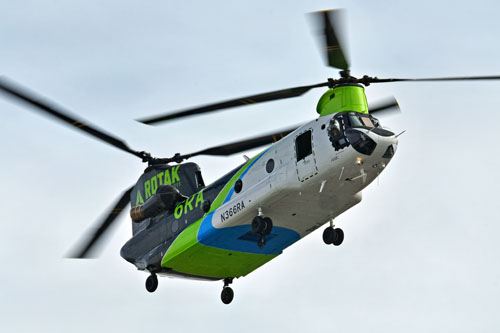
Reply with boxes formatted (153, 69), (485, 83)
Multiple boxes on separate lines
(210, 113), (397, 242)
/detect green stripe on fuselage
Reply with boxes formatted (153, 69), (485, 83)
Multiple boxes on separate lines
(163, 238), (277, 278)
(161, 151), (274, 278)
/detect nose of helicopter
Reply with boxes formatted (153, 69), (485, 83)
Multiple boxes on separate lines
(344, 127), (398, 160)
(366, 128), (398, 161)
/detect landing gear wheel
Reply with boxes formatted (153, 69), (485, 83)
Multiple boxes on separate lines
(221, 278), (234, 304)
(221, 287), (234, 304)
(323, 227), (344, 246)
(323, 227), (335, 245)
(252, 215), (272, 248)
(252, 216), (265, 234)
(145, 274), (158, 293)
(332, 228), (344, 246)
(263, 217), (273, 235)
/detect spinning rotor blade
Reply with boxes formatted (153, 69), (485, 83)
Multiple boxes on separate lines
(368, 97), (400, 116)
(137, 82), (329, 125)
(310, 9), (349, 70)
(68, 187), (133, 258)
(178, 125), (299, 160)
(368, 75), (500, 83)
(0, 77), (148, 161)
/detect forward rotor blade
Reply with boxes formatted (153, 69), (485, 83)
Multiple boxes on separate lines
(0, 77), (147, 161)
(310, 9), (349, 70)
(179, 125), (300, 159)
(368, 97), (400, 116)
(137, 82), (329, 125)
(67, 187), (133, 258)
(371, 75), (500, 83)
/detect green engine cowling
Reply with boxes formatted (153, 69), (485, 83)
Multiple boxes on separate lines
(316, 84), (368, 117)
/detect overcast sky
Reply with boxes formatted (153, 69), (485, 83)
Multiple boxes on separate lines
(1, 0), (500, 332)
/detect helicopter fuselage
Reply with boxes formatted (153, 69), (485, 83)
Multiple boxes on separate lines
(120, 111), (398, 280)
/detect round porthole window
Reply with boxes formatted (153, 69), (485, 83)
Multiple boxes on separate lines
(171, 220), (179, 233)
(266, 159), (275, 173)
(234, 179), (243, 193)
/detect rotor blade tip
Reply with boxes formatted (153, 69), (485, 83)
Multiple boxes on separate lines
(135, 118), (153, 126)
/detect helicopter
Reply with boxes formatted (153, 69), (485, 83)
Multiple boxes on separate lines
(2, 9), (500, 305)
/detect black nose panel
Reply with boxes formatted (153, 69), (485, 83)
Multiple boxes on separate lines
(383, 145), (395, 159)
(345, 129), (377, 156)
(372, 128), (395, 137)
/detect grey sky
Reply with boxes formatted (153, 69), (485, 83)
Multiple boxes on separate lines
(1, 0), (500, 332)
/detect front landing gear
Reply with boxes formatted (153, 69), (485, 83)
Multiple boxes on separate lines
(221, 278), (234, 304)
(323, 226), (344, 246)
(145, 273), (158, 293)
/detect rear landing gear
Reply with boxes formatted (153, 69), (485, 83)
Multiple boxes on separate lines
(145, 273), (158, 293)
(323, 226), (344, 246)
(221, 278), (234, 304)
(252, 215), (273, 249)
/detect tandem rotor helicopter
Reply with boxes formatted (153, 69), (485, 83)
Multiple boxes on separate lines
(2, 9), (500, 305)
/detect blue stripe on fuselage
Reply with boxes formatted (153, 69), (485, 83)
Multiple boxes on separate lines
(197, 211), (299, 255)
(198, 148), (300, 254)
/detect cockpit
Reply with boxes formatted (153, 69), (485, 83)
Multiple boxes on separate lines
(328, 112), (395, 157)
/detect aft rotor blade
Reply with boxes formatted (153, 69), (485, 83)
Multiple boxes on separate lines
(180, 125), (300, 159)
(67, 187), (133, 258)
(371, 75), (500, 83)
(0, 77), (147, 161)
(310, 9), (349, 70)
(137, 82), (329, 125)
(368, 97), (400, 116)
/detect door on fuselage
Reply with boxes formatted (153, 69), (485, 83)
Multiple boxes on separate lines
(295, 129), (318, 182)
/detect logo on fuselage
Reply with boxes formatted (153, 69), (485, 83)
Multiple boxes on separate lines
(174, 191), (205, 220)
(136, 166), (181, 205)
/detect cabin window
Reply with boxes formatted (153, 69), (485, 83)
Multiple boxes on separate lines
(195, 170), (205, 188)
(266, 159), (275, 173)
(234, 179), (243, 193)
(171, 220), (179, 233)
(296, 130), (312, 161)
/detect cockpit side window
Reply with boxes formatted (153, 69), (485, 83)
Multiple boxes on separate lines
(296, 130), (312, 161)
(328, 116), (349, 151)
(348, 114), (364, 127)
